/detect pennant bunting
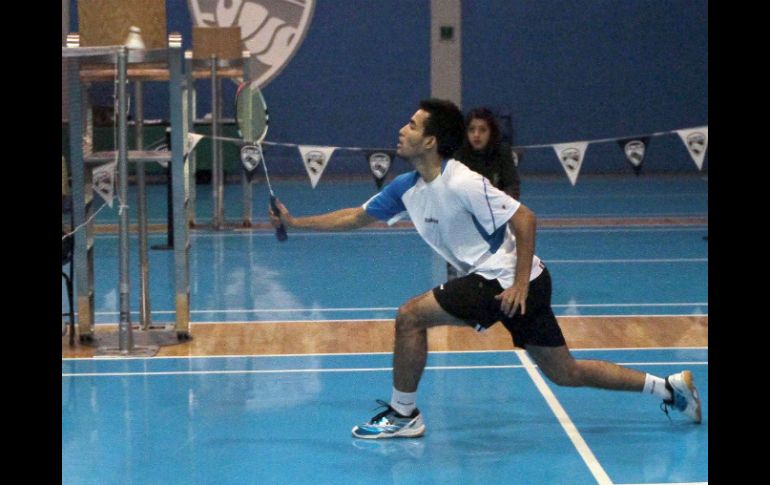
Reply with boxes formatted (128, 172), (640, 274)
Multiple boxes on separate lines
(553, 142), (588, 186)
(617, 137), (650, 176)
(185, 123), (707, 188)
(511, 147), (525, 168)
(365, 150), (396, 189)
(151, 140), (170, 168)
(240, 144), (263, 183)
(92, 161), (117, 207)
(186, 133), (205, 156)
(298, 145), (336, 188)
(676, 127), (708, 170)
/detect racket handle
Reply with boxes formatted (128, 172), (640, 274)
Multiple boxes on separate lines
(270, 196), (288, 242)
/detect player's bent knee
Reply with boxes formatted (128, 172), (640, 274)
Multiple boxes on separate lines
(395, 305), (419, 334)
(540, 364), (581, 387)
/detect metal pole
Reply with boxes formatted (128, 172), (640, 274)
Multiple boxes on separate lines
(134, 82), (153, 330)
(210, 55), (223, 229)
(164, 127), (175, 247)
(184, 51), (197, 227)
(117, 46), (134, 351)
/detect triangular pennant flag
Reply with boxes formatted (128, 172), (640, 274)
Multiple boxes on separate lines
(553, 142), (588, 186)
(676, 126), (708, 170)
(298, 145), (336, 188)
(617, 137), (650, 176)
(92, 161), (117, 207)
(240, 144), (263, 183)
(151, 140), (170, 168)
(365, 150), (396, 189)
(511, 147), (525, 168)
(186, 133), (205, 156)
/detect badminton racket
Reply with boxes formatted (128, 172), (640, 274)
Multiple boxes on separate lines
(235, 80), (287, 241)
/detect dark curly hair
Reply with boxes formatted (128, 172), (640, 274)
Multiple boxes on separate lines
(419, 99), (465, 158)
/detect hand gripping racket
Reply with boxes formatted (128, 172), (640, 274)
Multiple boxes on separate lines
(235, 80), (287, 241)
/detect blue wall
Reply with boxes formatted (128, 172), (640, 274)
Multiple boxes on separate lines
(462, 0), (708, 174)
(70, 0), (707, 176)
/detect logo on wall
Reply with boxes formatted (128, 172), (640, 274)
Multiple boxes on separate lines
(188, 0), (316, 88)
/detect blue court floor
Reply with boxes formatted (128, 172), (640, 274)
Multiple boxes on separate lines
(62, 348), (707, 485)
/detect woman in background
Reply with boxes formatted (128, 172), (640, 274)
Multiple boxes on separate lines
(454, 107), (520, 199)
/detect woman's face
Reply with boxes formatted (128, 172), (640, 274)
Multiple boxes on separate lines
(467, 118), (491, 151)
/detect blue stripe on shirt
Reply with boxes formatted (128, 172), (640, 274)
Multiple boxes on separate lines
(469, 177), (507, 253)
(364, 171), (420, 221)
(471, 215), (507, 253)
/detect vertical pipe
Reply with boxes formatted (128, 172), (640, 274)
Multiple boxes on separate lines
(169, 34), (191, 336)
(117, 46), (133, 351)
(134, 82), (153, 330)
(210, 55), (222, 229)
(184, 51), (197, 226)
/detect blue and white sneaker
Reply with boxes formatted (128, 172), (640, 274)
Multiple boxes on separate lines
(662, 371), (702, 423)
(352, 400), (426, 439)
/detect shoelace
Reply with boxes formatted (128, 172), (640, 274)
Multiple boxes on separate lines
(369, 399), (396, 424)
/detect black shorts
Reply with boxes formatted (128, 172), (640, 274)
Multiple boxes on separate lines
(432, 267), (566, 348)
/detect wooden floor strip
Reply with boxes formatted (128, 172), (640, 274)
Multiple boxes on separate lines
(61, 315), (707, 358)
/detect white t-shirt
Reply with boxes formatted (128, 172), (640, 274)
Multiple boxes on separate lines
(363, 159), (543, 288)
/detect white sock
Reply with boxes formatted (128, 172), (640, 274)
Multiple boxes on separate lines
(643, 374), (671, 401)
(390, 387), (417, 416)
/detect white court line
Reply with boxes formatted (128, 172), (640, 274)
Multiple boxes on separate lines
(545, 258), (706, 263)
(92, 226), (707, 239)
(90, 303), (707, 317)
(552, 303), (706, 308)
(538, 227), (707, 233)
(87, 313), (708, 325)
(516, 349), (613, 485)
(61, 361), (707, 377)
(616, 483), (707, 485)
(62, 346), (707, 361)
(62, 364), (523, 378)
(87, 314), (709, 325)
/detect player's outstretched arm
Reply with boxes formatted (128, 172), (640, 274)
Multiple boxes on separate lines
(269, 199), (377, 232)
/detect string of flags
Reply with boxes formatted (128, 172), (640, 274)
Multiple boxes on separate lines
(89, 125), (707, 205)
(545, 126), (708, 185)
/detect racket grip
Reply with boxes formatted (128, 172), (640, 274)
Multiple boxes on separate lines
(270, 196), (288, 242)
